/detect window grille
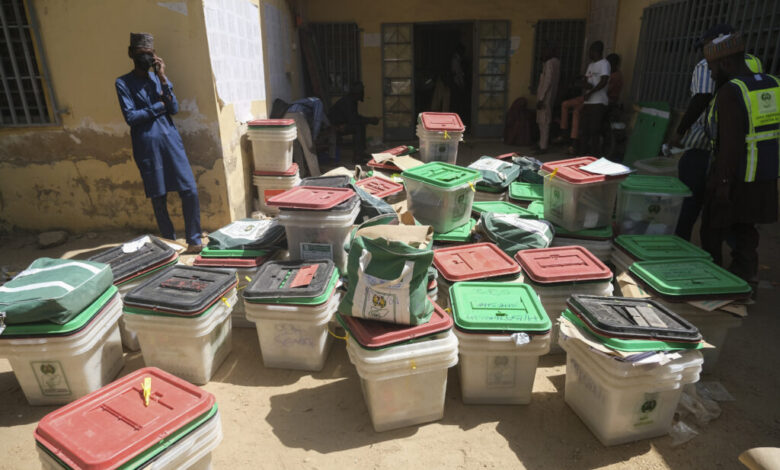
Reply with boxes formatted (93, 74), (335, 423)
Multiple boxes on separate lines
(0, 0), (55, 126)
(632, 0), (780, 110)
(530, 19), (586, 100)
(310, 22), (361, 97)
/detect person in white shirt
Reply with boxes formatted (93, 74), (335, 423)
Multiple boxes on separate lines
(580, 40), (611, 155)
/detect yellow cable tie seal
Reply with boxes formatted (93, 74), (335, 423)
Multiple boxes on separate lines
(444, 130), (450, 140)
(244, 276), (252, 283)
(444, 307), (452, 315)
(468, 182), (476, 192)
(142, 377), (151, 407)
(221, 297), (231, 308)
(410, 360), (417, 370)
(549, 167), (559, 180)
(328, 328), (348, 341)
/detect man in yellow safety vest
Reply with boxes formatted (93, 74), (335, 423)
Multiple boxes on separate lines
(701, 32), (779, 287)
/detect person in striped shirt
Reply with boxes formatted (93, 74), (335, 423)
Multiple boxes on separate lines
(672, 24), (763, 240)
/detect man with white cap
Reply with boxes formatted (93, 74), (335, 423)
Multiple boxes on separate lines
(116, 33), (203, 252)
(700, 32), (779, 286)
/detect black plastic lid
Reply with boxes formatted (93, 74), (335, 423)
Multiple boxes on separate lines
(300, 175), (352, 188)
(123, 265), (238, 314)
(567, 294), (702, 343)
(89, 235), (175, 283)
(243, 260), (336, 301)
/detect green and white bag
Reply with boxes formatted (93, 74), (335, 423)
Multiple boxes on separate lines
(339, 221), (435, 325)
(0, 258), (112, 325)
(478, 212), (554, 257)
(207, 218), (285, 250)
(469, 156), (520, 190)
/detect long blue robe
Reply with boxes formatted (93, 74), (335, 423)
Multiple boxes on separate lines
(115, 71), (197, 198)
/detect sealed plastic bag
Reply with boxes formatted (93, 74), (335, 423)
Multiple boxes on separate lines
(468, 156), (520, 191)
(339, 220), (434, 325)
(0, 258), (112, 325)
(478, 212), (554, 257)
(207, 218), (285, 250)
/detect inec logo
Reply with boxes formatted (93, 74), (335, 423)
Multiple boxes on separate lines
(758, 90), (776, 113)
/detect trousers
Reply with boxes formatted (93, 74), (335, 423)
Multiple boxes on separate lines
(675, 148), (710, 240)
(150, 189), (202, 246)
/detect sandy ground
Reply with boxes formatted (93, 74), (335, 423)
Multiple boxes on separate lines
(1, 143), (779, 469)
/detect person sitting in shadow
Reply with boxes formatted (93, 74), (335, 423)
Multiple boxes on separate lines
(328, 82), (380, 163)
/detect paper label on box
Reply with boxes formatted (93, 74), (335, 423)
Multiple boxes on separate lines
(32, 360), (71, 396)
(121, 235), (152, 253)
(300, 243), (333, 261)
(486, 355), (517, 387)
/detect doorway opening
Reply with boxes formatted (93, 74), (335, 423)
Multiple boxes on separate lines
(413, 22), (474, 133)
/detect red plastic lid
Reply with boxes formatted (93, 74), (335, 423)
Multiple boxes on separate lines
(193, 255), (267, 268)
(247, 118), (295, 127)
(253, 163), (299, 177)
(419, 112), (465, 132)
(495, 152), (517, 160)
(433, 242), (522, 282)
(34, 367), (215, 470)
(514, 246), (612, 284)
(427, 278), (437, 290)
(382, 145), (409, 156)
(340, 300), (452, 348)
(367, 158), (401, 171)
(540, 157), (622, 184)
(355, 176), (404, 198)
(266, 186), (356, 210)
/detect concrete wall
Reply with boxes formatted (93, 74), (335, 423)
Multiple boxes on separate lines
(0, 0), (232, 233)
(614, 0), (658, 104)
(303, 0), (589, 141)
(0, 0), (298, 233)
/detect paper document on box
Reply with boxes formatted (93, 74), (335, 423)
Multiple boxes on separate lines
(580, 158), (634, 176)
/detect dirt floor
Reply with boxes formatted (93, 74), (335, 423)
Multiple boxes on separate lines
(1, 142), (779, 469)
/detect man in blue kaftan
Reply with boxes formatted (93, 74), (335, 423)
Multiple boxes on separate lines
(116, 32), (202, 252)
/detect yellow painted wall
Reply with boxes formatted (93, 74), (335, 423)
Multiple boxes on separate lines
(0, 0), (231, 232)
(304, 0), (589, 140)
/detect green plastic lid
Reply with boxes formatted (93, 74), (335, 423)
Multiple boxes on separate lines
(244, 268), (339, 305)
(615, 235), (712, 262)
(1, 286), (118, 338)
(527, 201), (545, 217)
(450, 282), (551, 333)
(433, 218), (476, 242)
(561, 310), (703, 352)
(509, 182), (544, 202)
(200, 246), (273, 258)
(553, 223), (613, 240)
(402, 162), (480, 189)
(619, 174), (691, 195)
(472, 201), (535, 217)
(629, 260), (752, 298)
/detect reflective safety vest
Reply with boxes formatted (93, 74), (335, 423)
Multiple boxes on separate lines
(707, 73), (780, 182)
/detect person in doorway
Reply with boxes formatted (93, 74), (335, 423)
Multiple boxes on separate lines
(535, 44), (560, 155)
(579, 40), (611, 156)
(606, 53), (623, 106)
(328, 81), (379, 162)
(448, 42), (468, 119)
(116, 33), (203, 252)
(700, 32), (778, 287)
(670, 24), (764, 241)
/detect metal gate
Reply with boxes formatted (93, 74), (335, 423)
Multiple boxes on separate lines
(381, 23), (415, 141)
(471, 20), (510, 137)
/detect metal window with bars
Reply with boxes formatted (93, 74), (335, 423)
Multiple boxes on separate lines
(310, 23), (361, 98)
(530, 19), (586, 100)
(0, 0), (56, 126)
(631, 0), (780, 110)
